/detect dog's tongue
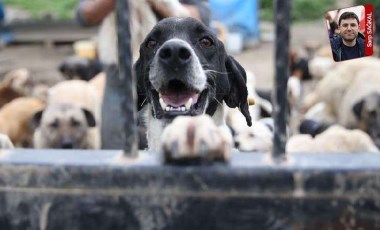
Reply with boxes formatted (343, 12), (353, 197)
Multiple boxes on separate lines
(161, 92), (199, 107)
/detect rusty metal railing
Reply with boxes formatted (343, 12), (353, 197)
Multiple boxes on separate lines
(115, 0), (138, 155)
(272, 0), (291, 161)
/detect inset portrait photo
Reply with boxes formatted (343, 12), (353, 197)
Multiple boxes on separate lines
(325, 4), (374, 62)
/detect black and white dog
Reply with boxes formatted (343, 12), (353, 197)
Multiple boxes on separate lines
(135, 17), (252, 162)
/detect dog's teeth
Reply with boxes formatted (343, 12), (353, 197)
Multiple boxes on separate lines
(185, 98), (193, 111)
(164, 105), (186, 112)
(159, 98), (167, 110)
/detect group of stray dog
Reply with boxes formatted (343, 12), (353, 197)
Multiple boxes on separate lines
(241, 51), (380, 153)
(0, 44), (379, 154)
(224, 57), (380, 154)
(0, 66), (105, 150)
(288, 55), (380, 153)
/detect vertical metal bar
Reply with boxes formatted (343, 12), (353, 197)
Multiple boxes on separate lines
(116, 0), (138, 156)
(272, 0), (290, 161)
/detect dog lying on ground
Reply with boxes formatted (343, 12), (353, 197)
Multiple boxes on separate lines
(232, 118), (273, 152)
(0, 97), (45, 147)
(287, 125), (379, 153)
(303, 59), (380, 145)
(225, 71), (273, 152)
(339, 69), (380, 138)
(135, 17), (252, 162)
(303, 57), (380, 112)
(32, 80), (101, 149)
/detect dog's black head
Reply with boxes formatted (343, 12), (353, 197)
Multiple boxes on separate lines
(353, 92), (380, 147)
(134, 17), (251, 126)
(59, 56), (103, 81)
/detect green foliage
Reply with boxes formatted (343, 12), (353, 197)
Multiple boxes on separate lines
(260, 0), (335, 22)
(3, 0), (77, 20)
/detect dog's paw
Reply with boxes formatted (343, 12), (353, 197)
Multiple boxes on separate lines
(161, 115), (232, 164)
(0, 134), (14, 149)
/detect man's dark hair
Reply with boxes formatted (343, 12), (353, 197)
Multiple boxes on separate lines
(338, 11), (360, 26)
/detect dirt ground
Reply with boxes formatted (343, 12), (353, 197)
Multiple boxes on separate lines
(0, 20), (328, 89)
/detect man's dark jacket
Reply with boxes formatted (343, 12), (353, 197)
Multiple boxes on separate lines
(330, 32), (365, 61)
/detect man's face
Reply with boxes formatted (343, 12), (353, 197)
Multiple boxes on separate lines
(339, 18), (359, 42)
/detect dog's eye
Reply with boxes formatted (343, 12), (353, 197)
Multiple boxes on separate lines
(146, 40), (157, 49)
(71, 118), (81, 127)
(199, 37), (213, 48)
(49, 120), (59, 128)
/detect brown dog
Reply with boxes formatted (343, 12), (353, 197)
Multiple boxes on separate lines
(287, 125), (379, 153)
(0, 68), (49, 108)
(0, 97), (45, 147)
(0, 68), (32, 108)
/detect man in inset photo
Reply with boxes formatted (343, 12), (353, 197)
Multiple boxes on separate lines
(329, 11), (365, 62)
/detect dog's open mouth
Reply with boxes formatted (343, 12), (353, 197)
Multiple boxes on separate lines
(151, 79), (208, 118)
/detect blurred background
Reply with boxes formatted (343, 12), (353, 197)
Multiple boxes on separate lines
(0, 0), (380, 151)
(0, 0), (378, 88)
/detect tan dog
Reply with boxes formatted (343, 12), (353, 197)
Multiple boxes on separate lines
(48, 80), (101, 122)
(32, 103), (97, 149)
(338, 68), (380, 128)
(303, 57), (380, 111)
(287, 125), (379, 153)
(0, 97), (45, 147)
(32, 80), (101, 149)
(303, 59), (380, 143)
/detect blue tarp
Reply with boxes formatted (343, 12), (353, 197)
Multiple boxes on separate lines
(0, 1), (14, 45)
(210, 0), (259, 41)
(0, 0), (4, 21)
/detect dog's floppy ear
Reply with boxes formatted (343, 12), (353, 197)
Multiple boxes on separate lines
(224, 56), (252, 127)
(353, 99), (364, 120)
(82, 108), (96, 127)
(30, 109), (44, 129)
(134, 57), (147, 111)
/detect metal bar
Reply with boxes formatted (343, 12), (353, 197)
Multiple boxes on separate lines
(272, 0), (291, 161)
(115, 0), (138, 155)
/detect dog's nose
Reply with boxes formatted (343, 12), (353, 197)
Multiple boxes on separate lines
(158, 42), (192, 67)
(61, 140), (74, 149)
(234, 141), (240, 149)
